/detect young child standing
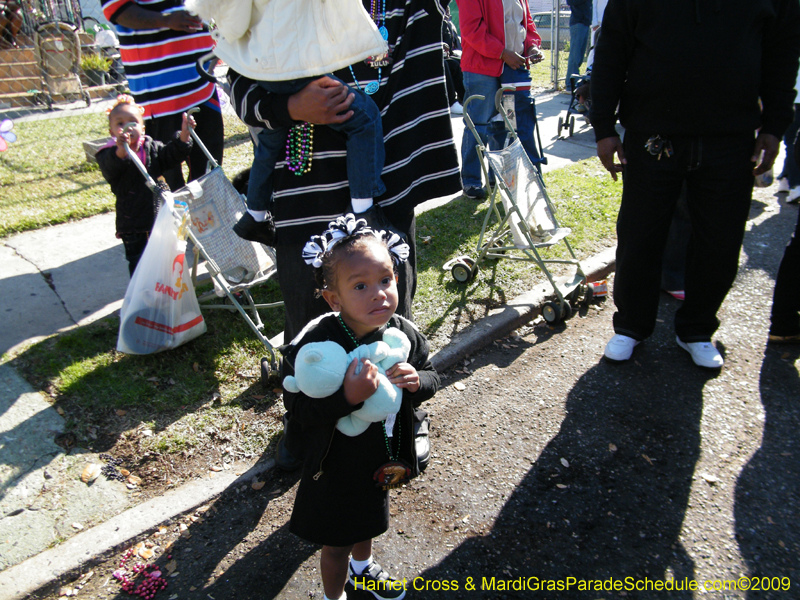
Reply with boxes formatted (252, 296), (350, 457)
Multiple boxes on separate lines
(186, 0), (389, 247)
(96, 95), (194, 275)
(281, 214), (439, 600)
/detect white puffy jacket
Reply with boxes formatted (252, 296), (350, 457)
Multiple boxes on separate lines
(186, 0), (388, 81)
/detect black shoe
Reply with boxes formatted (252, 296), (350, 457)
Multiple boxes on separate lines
(348, 561), (406, 600)
(233, 212), (276, 247)
(463, 186), (486, 200)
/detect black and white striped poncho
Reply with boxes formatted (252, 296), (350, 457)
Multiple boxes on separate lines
(228, 0), (462, 242)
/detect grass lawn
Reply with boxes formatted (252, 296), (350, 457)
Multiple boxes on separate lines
(2, 109), (620, 463)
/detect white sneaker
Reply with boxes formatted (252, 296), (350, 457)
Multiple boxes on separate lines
(604, 334), (639, 361)
(788, 186), (800, 204)
(450, 101), (463, 115)
(777, 177), (791, 193)
(676, 337), (724, 368)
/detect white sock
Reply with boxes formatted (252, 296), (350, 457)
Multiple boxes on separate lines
(350, 556), (372, 575)
(350, 198), (373, 213)
(324, 593), (347, 600)
(247, 208), (269, 222)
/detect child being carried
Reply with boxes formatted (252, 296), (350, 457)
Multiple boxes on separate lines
(187, 0), (390, 246)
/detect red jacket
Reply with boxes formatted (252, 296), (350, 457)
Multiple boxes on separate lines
(457, 0), (540, 77)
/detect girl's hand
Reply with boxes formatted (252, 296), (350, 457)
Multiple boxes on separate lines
(343, 358), (380, 405)
(385, 362), (420, 393)
(180, 112), (195, 143)
(115, 132), (130, 158)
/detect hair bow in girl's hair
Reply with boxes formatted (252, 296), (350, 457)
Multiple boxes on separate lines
(380, 230), (409, 265)
(302, 213), (376, 267)
(106, 94), (145, 115)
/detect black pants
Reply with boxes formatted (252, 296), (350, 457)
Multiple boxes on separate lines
(444, 56), (464, 106)
(613, 131), (754, 342)
(770, 206), (800, 336)
(275, 209), (417, 343)
(120, 231), (149, 276)
(146, 94), (224, 191)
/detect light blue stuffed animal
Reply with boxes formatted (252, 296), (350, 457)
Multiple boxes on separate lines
(282, 327), (411, 436)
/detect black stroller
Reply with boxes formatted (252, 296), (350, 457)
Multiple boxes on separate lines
(557, 73), (591, 138)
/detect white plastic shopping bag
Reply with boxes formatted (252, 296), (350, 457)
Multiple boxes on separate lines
(117, 196), (206, 354)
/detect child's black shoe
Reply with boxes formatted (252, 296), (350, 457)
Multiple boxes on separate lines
(233, 212), (276, 247)
(348, 561), (406, 600)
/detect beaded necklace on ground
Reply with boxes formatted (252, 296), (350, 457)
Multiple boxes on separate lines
(336, 314), (401, 462)
(285, 122), (314, 175)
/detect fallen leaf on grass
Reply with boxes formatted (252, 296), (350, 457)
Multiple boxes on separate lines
(138, 547), (154, 559)
(127, 475), (142, 485)
(147, 377), (159, 383)
(115, 409), (127, 416)
(56, 406), (65, 416)
(252, 481), (266, 490)
(642, 454), (653, 465)
(560, 458), (570, 468)
(193, 363), (200, 372)
(209, 465), (223, 472)
(120, 468), (130, 476)
(81, 464), (101, 483)
(556, 484), (568, 489)
(609, 443), (618, 452)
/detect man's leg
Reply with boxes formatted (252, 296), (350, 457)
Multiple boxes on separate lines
(676, 134), (755, 342)
(612, 131), (685, 341)
(460, 71), (502, 195)
(770, 207), (800, 339)
(145, 113), (185, 191)
(567, 23), (589, 91)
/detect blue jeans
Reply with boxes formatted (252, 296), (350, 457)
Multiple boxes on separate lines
(247, 75), (385, 211)
(567, 23), (590, 91)
(613, 131), (755, 342)
(461, 67), (541, 188)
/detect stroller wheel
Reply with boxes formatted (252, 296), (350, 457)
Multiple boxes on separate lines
(451, 260), (473, 284)
(560, 299), (573, 320)
(542, 301), (560, 324)
(557, 116), (564, 132)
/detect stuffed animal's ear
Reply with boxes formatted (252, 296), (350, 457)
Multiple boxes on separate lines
(302, 348), (324, 364)
(283, 376), (300, 393)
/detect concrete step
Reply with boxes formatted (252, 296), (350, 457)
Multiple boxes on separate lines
(0, 76), (42, 94)
(0, 61), (39, 79)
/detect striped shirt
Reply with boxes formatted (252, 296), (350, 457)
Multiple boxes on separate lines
(228, 0), (461, 239)
(101, 0), (216, 119)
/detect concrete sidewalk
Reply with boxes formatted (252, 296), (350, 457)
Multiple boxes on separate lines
(0, 90), (602, 598)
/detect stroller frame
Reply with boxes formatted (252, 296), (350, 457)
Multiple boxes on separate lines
(33, 21), (91, 109)
(448, 85), (591, 323)
(123, 112), (283, 368)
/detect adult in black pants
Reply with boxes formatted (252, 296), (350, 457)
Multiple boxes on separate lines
(769, 131), (800, 343)
(442, 6), (465, 111)
(590, 0), (800, 369)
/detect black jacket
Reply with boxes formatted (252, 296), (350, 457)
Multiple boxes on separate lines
(590, 0), (800, 141)
(97, 135), (192, 235)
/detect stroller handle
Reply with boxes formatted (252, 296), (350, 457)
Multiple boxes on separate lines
(196, 51), (219, 84)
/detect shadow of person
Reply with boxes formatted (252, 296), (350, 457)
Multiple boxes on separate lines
(734, 344), (800, 596)
(417, 357), (716, 598)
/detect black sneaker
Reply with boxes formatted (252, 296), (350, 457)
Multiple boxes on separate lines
(462, 186), (486, 200)
(348, 561), (406, 600)
(232, 212), (276, 247)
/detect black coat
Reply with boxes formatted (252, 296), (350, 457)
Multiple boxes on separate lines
(282, 313), (440, 546)
(97, 135), (191, 235)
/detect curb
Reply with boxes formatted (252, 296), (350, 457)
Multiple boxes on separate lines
(0, 247), (616, 600)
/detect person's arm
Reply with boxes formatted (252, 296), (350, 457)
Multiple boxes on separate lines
(111, 2), (203, 32)
(589, 0), (633, 179)
(227, 69), (355, 130)
(458, 0), (505, 61)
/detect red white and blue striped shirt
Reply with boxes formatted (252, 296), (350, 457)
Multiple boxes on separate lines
(101, 0), (216, 119)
